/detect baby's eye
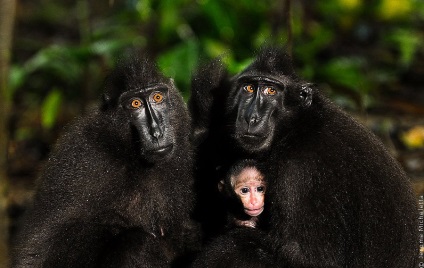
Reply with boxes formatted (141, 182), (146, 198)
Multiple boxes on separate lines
(240, 187), (249, 194)
(257, 186), (265, 193)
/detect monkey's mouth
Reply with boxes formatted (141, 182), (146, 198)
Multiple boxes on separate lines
(244, 206), (264, 217)
(238, 133), (263, 142)
(242, 134), (261, 138)
(149, 144), (173, 156)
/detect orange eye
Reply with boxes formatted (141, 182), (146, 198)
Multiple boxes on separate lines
(131, 99), (142, 108)
(152, 92), (164, 103)
(244, 85), (255, 93)
(264, 87), (276, 95)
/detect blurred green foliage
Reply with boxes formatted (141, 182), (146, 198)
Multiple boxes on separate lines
(9, 0), (424, 137)
(41, 89), (62, 129)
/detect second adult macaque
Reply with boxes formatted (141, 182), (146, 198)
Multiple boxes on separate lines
(219, 160), (266, 228)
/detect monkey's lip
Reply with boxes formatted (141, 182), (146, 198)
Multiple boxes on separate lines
(239, 133), (264, 141)
(244, 207), (264, 217)
(149, 144), (174, 156)
(242, 134), (261, 138)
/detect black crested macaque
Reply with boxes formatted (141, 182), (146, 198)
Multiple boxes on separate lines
(189, 47), (418, 267)
(12, 56), (198, 267)
(219, 159), (267, 229)
(191, 228), (275, 268)
(189, 59), (232, 240)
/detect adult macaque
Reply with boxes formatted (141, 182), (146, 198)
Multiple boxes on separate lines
(191, 228), (275, 268)
(189, 46), (418, 267)
(12, 56), (199, 268)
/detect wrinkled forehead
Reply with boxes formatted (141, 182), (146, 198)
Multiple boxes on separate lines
(232, 167), (265, 187)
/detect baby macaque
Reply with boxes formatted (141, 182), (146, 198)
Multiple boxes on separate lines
(219, 160), (266, 229)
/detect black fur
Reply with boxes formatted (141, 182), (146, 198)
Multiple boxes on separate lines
(189, 59), (232, 240)
(190, 47), (418, 267)
(191, 228), (275, 268)
(12, 56), (198, 267)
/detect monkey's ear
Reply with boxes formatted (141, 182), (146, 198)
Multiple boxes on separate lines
(300, 84), (313, 107)
(101, 91), (121, 111)
(101, 93), (113, 111)
(218, 180), (225, 192)
(101, 93), (110, 110)
(102, 93), (111, 103)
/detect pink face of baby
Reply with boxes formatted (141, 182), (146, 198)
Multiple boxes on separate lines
(232, 167), (266, 217)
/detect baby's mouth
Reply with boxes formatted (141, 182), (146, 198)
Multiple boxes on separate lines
(244, 206), (264, 217)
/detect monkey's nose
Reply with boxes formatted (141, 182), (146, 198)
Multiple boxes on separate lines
(151, 127), (163, 140)
(249, 116), (259, 124)
(245, 113), (260, 126)
(148, 114), (163, 140)
(249, 193), (258, 205)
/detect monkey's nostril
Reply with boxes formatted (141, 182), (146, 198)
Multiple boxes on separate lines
(151, 128), (163, 140)
(249, 116), (260, 125)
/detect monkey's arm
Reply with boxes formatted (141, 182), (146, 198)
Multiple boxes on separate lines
(234, 219), (256, 228)
(279, 241), (343, 268)
(12, 212), (112, 268)
(188, 59), (229, 144)
(11, 144), (116, 267)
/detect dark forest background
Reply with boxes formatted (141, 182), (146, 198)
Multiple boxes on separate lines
(1, 0), (424, 266)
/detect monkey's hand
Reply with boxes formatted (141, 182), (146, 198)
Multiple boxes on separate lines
(234, 219), (257, 228)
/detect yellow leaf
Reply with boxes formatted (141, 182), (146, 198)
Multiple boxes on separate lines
(401, 126), (424, 149)
(378, 0), (412, 20)
(339, 0), (361, 10)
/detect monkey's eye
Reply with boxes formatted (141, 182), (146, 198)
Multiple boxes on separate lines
(131, 99), (142, 108)
(257, 186), (265, 193)
(240, 187), (250, 194)
(243, 85), (255, 93)
(264, 87), (276, 95)
(152, 92), (164, 103)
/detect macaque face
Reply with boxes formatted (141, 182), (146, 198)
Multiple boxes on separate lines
(232, 167), (266, 217)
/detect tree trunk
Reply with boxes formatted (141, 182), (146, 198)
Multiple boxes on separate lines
(271, 0), (293, 54)
(0, 0), (16, 266)
(283, 0), (292, 55)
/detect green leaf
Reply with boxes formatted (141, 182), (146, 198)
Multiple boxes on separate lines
(157, 39), (200, 99)
(9, 65), (27, 97)
(320, 57), (371, 94)
(23, 46), (82, 82)
(201, 0), (234, 40)
(135, 0), (153, 21)
(41, 89), (63, 129)
(227, 57), (254, 75)
(294, 25), (334, 63)
(388, 29), (420, 67)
